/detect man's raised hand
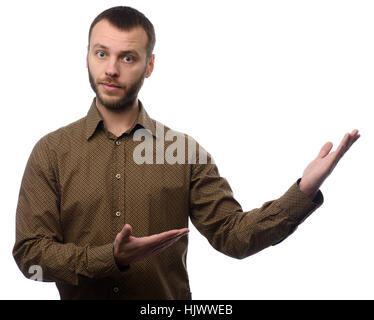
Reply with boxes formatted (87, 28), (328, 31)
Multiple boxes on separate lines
(299, 129), (360, 200)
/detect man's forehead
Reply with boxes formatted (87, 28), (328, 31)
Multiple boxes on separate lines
(91, 20), (147, 45)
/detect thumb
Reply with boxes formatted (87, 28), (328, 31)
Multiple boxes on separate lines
(119, 224), (133, 242)
(317, 142), (333, 159)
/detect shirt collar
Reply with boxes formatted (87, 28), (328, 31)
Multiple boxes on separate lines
(85, 97), (157, 140)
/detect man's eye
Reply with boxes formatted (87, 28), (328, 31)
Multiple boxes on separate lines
(96, 51), (105, 58)
(123, 56), (133, 62)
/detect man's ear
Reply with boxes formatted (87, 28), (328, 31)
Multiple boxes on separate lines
(145, 54), (155, 78)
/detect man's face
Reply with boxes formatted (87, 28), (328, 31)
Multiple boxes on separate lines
(87, 19), (154, 111)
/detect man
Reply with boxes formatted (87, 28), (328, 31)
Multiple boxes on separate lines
(13, 6), (360, 300)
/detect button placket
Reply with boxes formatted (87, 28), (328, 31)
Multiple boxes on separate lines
(112, 137), (125, 237)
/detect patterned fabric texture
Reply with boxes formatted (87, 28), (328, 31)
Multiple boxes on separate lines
(13, 97), (323, 299)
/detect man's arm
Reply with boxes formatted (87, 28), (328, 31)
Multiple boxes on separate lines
(12, 136), (124, 285)
(189, 130), (359, 259)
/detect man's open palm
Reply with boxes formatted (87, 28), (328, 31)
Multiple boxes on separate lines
(113, 224), (189, 269)
(299, 129), (360, 199)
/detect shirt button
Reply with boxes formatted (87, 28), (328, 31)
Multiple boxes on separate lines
(115, 173), (121, 179)
(113, 286), (119, 294)
(115, 140), (121, 146)
(115, 211), (121, 217)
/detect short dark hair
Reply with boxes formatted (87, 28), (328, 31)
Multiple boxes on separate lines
(88, 6), (156, 60)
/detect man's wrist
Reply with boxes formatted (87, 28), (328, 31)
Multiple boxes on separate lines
(298, 179), (318, 201)
(113, 246), (130, 271)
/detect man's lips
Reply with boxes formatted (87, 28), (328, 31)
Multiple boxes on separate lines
(100, 83), (122, 91)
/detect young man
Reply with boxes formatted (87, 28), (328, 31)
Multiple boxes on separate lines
(13, 6), (360, 300)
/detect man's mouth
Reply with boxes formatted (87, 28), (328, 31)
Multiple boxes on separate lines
(100, 83), (122, 91)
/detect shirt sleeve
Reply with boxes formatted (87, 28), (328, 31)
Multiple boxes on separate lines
(189, 144), (324, 259)
(12, 136), (126, 286)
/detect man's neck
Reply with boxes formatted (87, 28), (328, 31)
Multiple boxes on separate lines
(95, 98), (139, 138)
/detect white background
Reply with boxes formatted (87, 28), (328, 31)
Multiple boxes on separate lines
(1, 0), (373, 299)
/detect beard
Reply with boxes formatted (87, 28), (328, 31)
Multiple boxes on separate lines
(88, 64), (147, 112)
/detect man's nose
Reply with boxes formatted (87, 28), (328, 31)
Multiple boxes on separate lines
(105, 59), (120, 77)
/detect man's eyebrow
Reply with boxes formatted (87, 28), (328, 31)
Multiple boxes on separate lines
(92, 43), (140, 56)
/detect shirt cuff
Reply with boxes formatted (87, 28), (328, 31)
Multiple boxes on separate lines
(276, 178), (324, 224)
(87, 243), (130, 278)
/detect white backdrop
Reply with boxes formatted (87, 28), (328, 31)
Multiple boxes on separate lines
(1, 0), (372, 299)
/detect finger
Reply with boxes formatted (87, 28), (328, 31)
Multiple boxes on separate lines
(118, 224), (132, 242)
(351, 129), (359, 136)
(334, 133), (351, 158)
(159, 231), (188, 245)
(337, 129), (360, 156)
(331, 130), (360, 165)
(148, 233), (187, 254)
(145, 228), (189, 246)
(151, 230), (189, 248)
(133, 233), (188, 263)
(317, 142), (333, 159)
(147, 232), (188, 252)
(348, 129), (360, 149)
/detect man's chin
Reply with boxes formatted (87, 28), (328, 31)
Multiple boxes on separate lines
(96, 94), (136, 112)
(97, 90), (123, 103)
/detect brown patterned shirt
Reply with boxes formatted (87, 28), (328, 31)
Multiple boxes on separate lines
(13, 97), (323, 299)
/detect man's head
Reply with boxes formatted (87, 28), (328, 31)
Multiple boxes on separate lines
(87, 6), (156, 112)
